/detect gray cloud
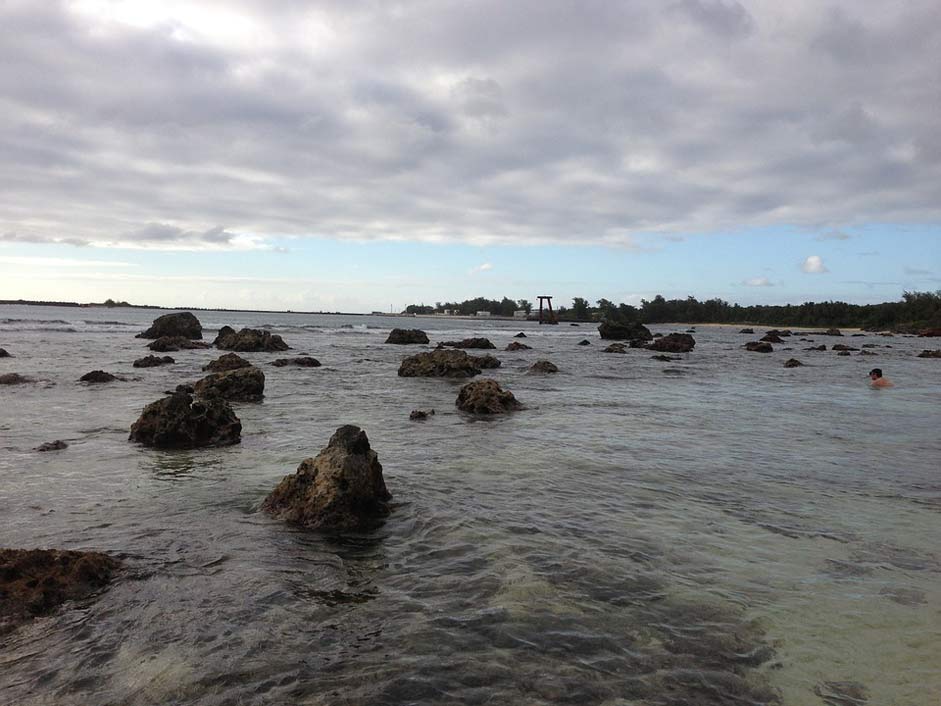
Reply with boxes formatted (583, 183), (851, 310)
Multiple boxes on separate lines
(0, 1), (939, 250)
(815, 230), (853, 241)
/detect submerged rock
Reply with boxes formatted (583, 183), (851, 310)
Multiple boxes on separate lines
(528, 360), (558, 374)
(832, 344), (859, 352)
(262, 425), (391, 531)
(738, 328), (754, 334)
(917, 349), (941, 358)
(475, 354), (502, 369)
(455, 379), (522, 414)
(836, 350), (851, 356)
(603, 343), (627, 353)
(514, 332), (527, 338)
(784, 358), (804, 368)
(148, 336), (210, 353)
(647, 333), (696, 353)
(651, 354), (681, 362)
(745, 341), (773, 353)
(0, 373), (32, 385)
(136, 311), (203, 340)
(823, 328), (843, 336)
(409, 409), (435, 420)
(505, 341), (532, 351)
(598, 320), (652, 342)
(213, 326), (290, 352)
(577, 339), (591, 346)
(437, 337), (496, 350)
(0, 347), (10, 357)
(760, 333), (784, 343)
(133, 355), (174, 368)
(271, 356), (322, 367)
(918, 328), (941, 337)
(385, 328), (429, 344)
(194, 366), (265, 402)
(203, 352), (252, 372)
(805, 345), (827, 351)
(35, 440), (68, 452)
(129, 392), (241, 448)
(398, 349), (483, 378)
(0, 548), (120, 636)
(79, 370), (118, 384)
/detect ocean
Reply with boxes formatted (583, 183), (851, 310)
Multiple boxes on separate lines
(1, 304), (939, 705)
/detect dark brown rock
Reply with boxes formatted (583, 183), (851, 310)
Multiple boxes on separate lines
(528, 360), (558, 374)
(203, 352), (252, 372)
(760, 333), (784, 343)
(385, 328), (429, 344)
(577, 339), (591, 346)
(832, 344), (858, 351)
(0, 347), (10, 357)
(598, 320), (653, 342)
(194, 366), (265, 402)
(148, 336), (210, 352)
(917, 349), (941, 358)
(766, 329), (792, 337)
(918, 328), (941, 337)
(79, 370), (117, 383)
(437, 337), (496, 349)
(0, 549), (120, 636)
(262, 425), (391, 531)
(271, 356), (322, 367)
(603, 343), (627, 353)
(514, 332), (527, 338)
(647, 333), (696, 353)
(745, 341), (773, 353)
(455, 379), (522, 414)
(0, 373), (32, 385)
(784, 358), (804, 368)
(133, 355), (174, 368)
(474, 354), (502, 369)
(805, 345), (827, 351)
(409, 409), (435, 420)
(505, 341), (532, 351)
(35, 440), (68, 452)
(129, 392), (241, 448)
(398, 349), (483, 378)
(213, 326), (290, 352)
(738, 328), (754, 334)
(823, 328), (843, 336)
(135, 311), (202, 340)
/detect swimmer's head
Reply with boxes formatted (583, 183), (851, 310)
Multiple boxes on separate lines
(869, 368), (883, 378)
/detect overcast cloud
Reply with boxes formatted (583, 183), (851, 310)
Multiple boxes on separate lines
(1, 0), (940, 251)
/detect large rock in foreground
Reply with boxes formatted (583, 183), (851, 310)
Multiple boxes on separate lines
(136, 312), (202, 340)
(455, 379), (522, 414)
(0, 549), (120, 636)
(213, 326), (290, 352)
(262, 425), (391, 531)
(385, 328), (429, 344)
(203, 352), (252, 372)
(129, 392), (241, 448)
(647, 333), (696, 353)
(398, 349), (483, 377)
(437, 337), (496, 349)
(598, 320), (652, 342)
(194, 366), (265, 402)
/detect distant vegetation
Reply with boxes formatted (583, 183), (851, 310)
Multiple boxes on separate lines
(403, 291), (941, 331)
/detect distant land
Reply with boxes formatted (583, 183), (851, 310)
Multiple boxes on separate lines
(0, 299), (366, 317)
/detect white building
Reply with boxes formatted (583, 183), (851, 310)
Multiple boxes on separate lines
(513, 310), (528, 318)
(475, 311), (491, 317)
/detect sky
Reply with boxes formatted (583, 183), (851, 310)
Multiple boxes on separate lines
(1, 0), (939, 312)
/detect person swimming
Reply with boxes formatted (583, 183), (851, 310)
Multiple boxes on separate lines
(869, 368), (893, 388)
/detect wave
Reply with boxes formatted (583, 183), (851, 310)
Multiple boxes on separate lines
(0, 318), (71, 325)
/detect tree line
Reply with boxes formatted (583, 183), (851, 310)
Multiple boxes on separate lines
(403, 291), (941, 330)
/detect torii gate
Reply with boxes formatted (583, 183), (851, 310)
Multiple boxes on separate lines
(537, 295), (557, 324)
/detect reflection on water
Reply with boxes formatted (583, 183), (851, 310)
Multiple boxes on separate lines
(1, 305), (940, 705)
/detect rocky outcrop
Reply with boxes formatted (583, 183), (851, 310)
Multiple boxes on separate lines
(577, 339), (591, 346)
(505, 341), (532, 351)
(514, 332), (527, 338)
(738, 328), (754, 334)
(385, 328), (429, 344)
(271, 356), (322, 367)
(760, 333), (784, 343)
(409, 409), (435, 420)
(647, 333), (696, 353)
(203, 353), (252, 372)
(603, 343), (627, 353)
(745, 341), (773, 353)
(133, 355), (174, 368)
(398, 349), (483, 378)
(0, 373), (32, 385)
(784, 358), (804, 368)
(213, 326), (290, 352)
(918, 328), (941, 337)
(598, 320), (652, 342)
(262, 425), (391, 531)
(766, 329), (792, 337)
(455, 379), (522, 414)
(136, 312), (203, 340)
(0, 347), (10, 357)
(528, 360), (558, 374)
(194, 366), (265, 402)
(0, 549), (120, 636)
(35, 440), (68, 452)
(129, 392), (241, 448)
(148, 336), (210, 353)
(79, 370), (118, 384)
(917, 349), (941, 358)
(823, 328), (843, 336)
(437, 337), (496, 349)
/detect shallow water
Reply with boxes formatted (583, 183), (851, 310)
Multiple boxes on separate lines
(1, 305), (939, 705)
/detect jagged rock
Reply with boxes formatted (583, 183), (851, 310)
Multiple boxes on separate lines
(745, 341), (773, 353)
(805, 345), (827, 351)
(528, 360), (558, 374)
(0, 347), (10, 357)
(262, 425), (391, 531)
(385, 328), (429, 344)
(409, 409), (435, 420)
(832, 344), (858, 352)
(647, 333), (696, 353)
(823, 328), (843, 336)
(0, 373), (32, 385)
(271, 356), (322, 367)
(133, 355), (174, 368)
(598, 320), (652, 342)
(917, 349), (941, 358)
(603, 343), (627, 353)
(129, 392), (241, 448)
(0, 549), (120, 635)
(514, 332), (527, 338)
(136, 312), (202, 340)
(784, 358), (804, 368)
(919, 328), (941, 337)
(398, 349), (483, 378)
(194, 366), (265, 402)
(738, 328), (754, 334)
(213, 326), (290, 352)
(475, 354), (502, 369)
(651, 354), (681, 361)
(455, 379), (522, 414)
(203, 353), (252, 372)
(148, 336), (210, 352)
(437, 337), (496, 349)
(577, 339), (591, 346)
(79, 370), (117, 384)
(505, 341), (532, 351)
(35, 440), (68, 452)
(760, 333), (784, 343)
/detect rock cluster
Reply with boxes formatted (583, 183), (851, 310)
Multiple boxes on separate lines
(194, 366), (265, 402)
(385, 328), (429, 344)
(598, 320), (652, 343)
(437, 337), (496, 349)
(647, 333), (695, 353)
(271, 356), (322, 367)
(455, 379), (522, 414)
(398, 349), (488, 377)
(133, 355), (174, 368)
(262, 425), (391, 531)
(136, 312), (203, 340)
(129, 392), (242, 448)
(213, 326), (290, 352)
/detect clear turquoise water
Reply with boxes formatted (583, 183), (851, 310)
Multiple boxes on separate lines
(1, 305), (939, 705)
